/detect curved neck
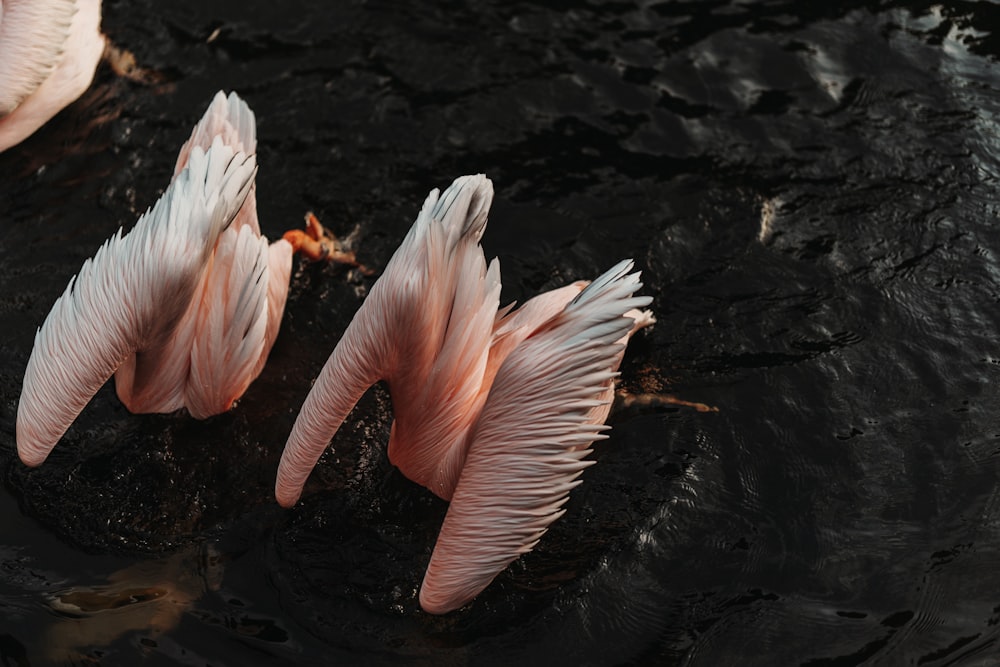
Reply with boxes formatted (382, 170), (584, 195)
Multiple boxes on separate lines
(275, 310), (383, 507)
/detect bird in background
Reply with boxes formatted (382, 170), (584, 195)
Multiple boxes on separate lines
(16, 91), (355, 467)
(275, 174), (655, 614)
(0, 0), (106, 152)
(0, 0), (160, 153)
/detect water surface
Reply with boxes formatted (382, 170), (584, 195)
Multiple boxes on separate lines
(2, 1), (1000, 665)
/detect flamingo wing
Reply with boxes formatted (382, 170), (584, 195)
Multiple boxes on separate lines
(117, 90), (280, 417)
(180, 90), (291, 407)
(184, 223), (271, 419)
(384, 175), (502, 499)
(175, 91), (261, 237)
(16, 138), (257, 466)
(275, 175), (497, 508)
(0, 0), (77, 114)
(174, 91), (257, 176)
(253, 238), (293, 380)
(419, 259), (653, 614)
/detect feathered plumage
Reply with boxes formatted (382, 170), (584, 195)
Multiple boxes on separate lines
(0, 0), (106, 151)
(275, 174), (654, 614)
(17, 91), (295, 467)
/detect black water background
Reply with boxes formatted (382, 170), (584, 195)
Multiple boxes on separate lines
(2, 1), (1000, 665)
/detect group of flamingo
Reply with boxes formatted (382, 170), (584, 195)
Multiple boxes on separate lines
(4, 0), (654, 614)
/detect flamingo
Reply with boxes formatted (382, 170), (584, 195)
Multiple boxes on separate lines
(275, 174), (655, 614)
(16, 91), (350, 467)
(0, 0), (106, 152)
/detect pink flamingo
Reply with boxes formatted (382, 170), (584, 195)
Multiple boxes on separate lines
(0, 0), (106, 152)
(275, 174), (655, 614)
(16, 91), (345, 467)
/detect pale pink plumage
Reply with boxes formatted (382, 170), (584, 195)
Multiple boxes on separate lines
(0, 0), (106, 152)
(275, 174), (655, 614)
(17, 91), (294, 467)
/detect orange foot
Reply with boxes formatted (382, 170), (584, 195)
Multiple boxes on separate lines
(283, 212), (373, 274)
(617, 390), (719, 413)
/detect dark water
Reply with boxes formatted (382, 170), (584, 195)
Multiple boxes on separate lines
(2, 0), (1000, 664)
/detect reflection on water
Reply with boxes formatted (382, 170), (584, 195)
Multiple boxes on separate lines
(42, 544), (222, 664)
(2, 0), (1000, 664)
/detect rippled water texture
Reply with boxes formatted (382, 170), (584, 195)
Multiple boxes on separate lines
(2, 1), (1000, 665)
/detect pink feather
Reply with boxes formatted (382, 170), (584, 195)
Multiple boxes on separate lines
(276, 174), (654, 614)
(0, 0), (105, 152)
(17, 91), (294, 466)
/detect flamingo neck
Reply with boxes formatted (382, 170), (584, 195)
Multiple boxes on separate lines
(275, 313), (383, 507)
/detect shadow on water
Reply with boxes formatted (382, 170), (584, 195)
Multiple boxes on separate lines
(2, 0), (1000, 664)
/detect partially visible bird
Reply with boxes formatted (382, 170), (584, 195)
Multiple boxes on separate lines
(16, 91), (345, 467)
(275, 174), (655, 614)
(0, 0), (106, 152)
